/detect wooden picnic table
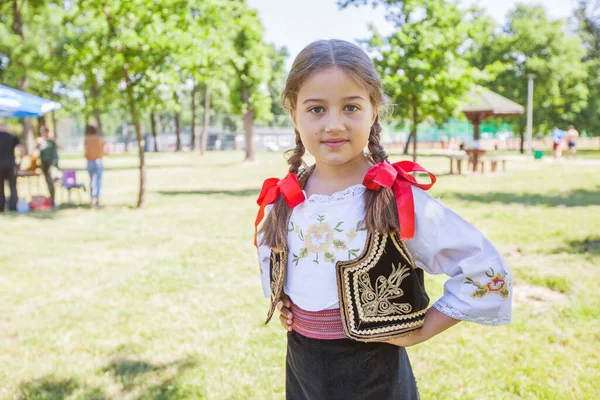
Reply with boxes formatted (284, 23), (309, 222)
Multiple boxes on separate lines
(465, 149), (486, 172)
(16, 169), (43, 199)
(444, 150), (508, 175)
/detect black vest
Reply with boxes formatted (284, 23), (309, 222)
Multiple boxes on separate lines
(265, 231), (430, 342)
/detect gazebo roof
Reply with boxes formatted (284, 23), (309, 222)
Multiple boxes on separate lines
(460, 86), (524, 117)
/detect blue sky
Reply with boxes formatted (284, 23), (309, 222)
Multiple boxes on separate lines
(248, 0), (576, 65)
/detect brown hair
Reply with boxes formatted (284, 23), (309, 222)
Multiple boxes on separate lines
(259, 39), (399, 250)
(85, 124), (98, 135)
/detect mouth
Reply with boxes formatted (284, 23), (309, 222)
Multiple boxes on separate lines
(322, 138), (348, 149)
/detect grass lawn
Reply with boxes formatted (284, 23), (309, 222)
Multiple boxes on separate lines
(1, 151), (599, 399)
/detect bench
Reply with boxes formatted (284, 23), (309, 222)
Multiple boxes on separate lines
(443, 153), (469, 175)
(469, 157), (508, 174)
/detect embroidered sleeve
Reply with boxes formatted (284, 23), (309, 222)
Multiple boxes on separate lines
(404, 187), (512, 326)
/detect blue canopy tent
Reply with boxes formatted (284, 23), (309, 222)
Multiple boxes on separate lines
(0, 84), (61, 118)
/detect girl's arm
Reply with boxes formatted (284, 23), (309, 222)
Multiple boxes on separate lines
(386, 308), (460, 347)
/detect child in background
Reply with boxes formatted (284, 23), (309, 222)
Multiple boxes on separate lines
(256, 40), (512, 399)
(84, 125), (105, 207)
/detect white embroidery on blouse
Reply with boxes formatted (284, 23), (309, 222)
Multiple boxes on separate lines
(306, 184), (365, 204)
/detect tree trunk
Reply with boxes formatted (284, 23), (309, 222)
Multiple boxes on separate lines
(90, 83), (103, 135)
(242, 87), (255, 161)
(50, 91), (58, 138)
(411, 94), (418, 162)
(191, 81), (197, 151)
(174, 110), (181, 152)
(94, 110), (104, 136)
(103, 4), (145, 207)
(402, 131), (413, 155)
(12, 0), (33, 154)
(82, 90), (91, 128)
(519, 125), (525, 154)
(37, 117), (48, 138)
(150, 111), (159, 152)
(125, 79), (146, 208)
(201, 85), (211, 155)
(122, 122), (129, 152)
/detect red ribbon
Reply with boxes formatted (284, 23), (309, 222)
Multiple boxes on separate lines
(254, 173), (305, 247)
(363, 161), (436, 240)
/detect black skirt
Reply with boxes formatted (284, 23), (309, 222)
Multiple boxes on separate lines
(286, 330), (419, 400)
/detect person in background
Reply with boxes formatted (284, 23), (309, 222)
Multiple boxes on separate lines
(551, 127), (565, 159)
(565, 125), (580, 158)
(0, 121), (23, 212)
(84, 124), (105, 207)
(37, 127), (59, 208)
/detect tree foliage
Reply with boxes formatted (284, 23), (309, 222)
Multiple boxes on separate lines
(576, 0), (600, 135)
(467, 4), (589, 144)
(367, 0), (480, 159)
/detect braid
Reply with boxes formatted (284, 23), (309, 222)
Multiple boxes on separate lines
(261, 129), (307, 249)
(363, 115), (399, 235)
(285, 128), (306, 173)
(367, 116), (388, 164)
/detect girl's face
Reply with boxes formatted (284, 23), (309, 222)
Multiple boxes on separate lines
(290, 66), (376, 168)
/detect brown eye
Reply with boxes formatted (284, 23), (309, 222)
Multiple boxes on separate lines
(310, 107), (325, 114)
(344, 105), (359, 112)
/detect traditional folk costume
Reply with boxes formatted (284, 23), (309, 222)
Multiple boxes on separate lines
(255, 161), (512, 400)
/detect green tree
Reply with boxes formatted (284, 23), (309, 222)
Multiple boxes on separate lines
(576, 0), (600, 136)
(0, 0), (58, 153)
(73, 0), (192, 207)
(266, 44), (290, 125)
(179, 0), (237, 154)
(367, 0), (479, 160)
(229, 3), (273, 162)
(61, 3), (122, 135)
(467, 5), (589, 150)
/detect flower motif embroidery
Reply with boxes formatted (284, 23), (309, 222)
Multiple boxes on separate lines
(464, 268), (510, 299)
(346, 228), (358, 241)
(291, 216), (366, 266)
(305, 218), (335, 253)
(333, 239), (347, 250)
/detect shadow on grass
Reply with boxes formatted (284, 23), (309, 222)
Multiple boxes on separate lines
(552, 236), (600, 255)
(445, 186), (600, 207)
(61, 162), (241, 172)
(157, 188), (260, 197)
(18, 377), (106, 400)
(1, 203), (136, 219)
(104, 357), (198, 393)
(2, 210), (60, 220)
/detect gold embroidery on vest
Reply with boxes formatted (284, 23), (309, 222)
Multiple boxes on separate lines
(337, 232), (428, 341)
(358, 263), (413, 317)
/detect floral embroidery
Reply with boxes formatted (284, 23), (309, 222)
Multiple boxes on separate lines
(464, 268), (510, 299)
(292, 247), (309, 267)
(348, 248), (360, 259)
(357, 263), (413, 317)
(333, 239), (347, 250)
(305, 216), (335, 254)
(289, 222), (305, 240)
(291, 216), (367, 265)
(324, 252), (336, 263)
(346, 229), (358, 241)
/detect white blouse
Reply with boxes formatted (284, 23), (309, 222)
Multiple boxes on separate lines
(258, 184), (512, 326)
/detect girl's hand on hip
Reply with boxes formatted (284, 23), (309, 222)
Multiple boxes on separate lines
(277, 294), (294, 332)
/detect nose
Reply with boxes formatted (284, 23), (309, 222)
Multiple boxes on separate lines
(324, 112), (345, 133)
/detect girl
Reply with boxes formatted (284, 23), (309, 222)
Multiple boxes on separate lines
(84, 124), (105, 207)
(255, 39), (512, 399)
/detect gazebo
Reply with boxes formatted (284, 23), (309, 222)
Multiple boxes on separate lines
(460, 86), (524, 140)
